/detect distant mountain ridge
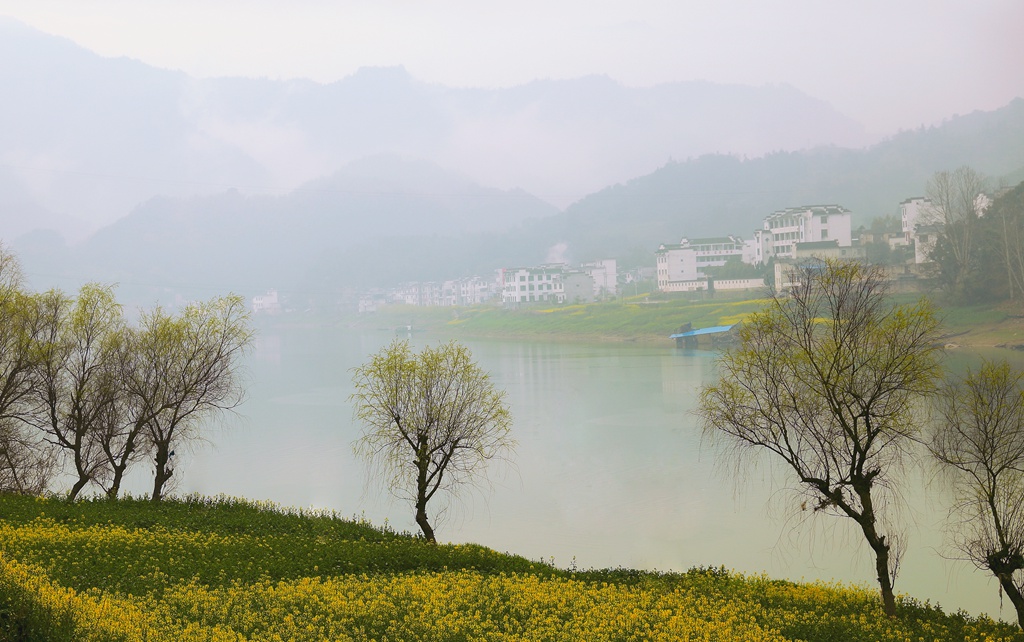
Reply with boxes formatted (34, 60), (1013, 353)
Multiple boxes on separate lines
(16, 97), (1024, 309)
(4, 17), (1024, 307)
(1, 16), (869, 241)
(16, 155), (558, 301)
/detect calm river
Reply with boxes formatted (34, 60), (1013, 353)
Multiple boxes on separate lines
(127, 324), (1022, 622)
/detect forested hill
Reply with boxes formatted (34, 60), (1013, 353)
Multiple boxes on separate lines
(13, 99), (1024, 306)
(537, 98), (1024, 263)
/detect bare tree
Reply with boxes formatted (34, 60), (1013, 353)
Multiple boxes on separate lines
(698, 260), (942, 616)
(0, 418), (55, 494)
(140, 296), (253, 502)
(930, 360), (1024, 630)
(924, 166), (988, 297)
(31, 284), (124, 500)
(351, 340), (514, 543)
(990, 182), (1024, 300)
(92, 322), (150, 500)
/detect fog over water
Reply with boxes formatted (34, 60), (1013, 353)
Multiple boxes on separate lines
(113, 326), (1024, 623)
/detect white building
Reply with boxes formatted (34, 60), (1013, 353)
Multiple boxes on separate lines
(454, 276), (495, 305)
(899, 197), (934, 264)
(753, 205), (853, 263)
(388, 276), (497, 307)
(501, 265), (566, 305)
(655, 236), (752, 292)
(499, 263), (603, 306)
(252, 289), (281, 314)
(794, 240), (866, 262)
(901, 193), (996, 265)
(562, 271), (596, 304)
(581, 259), (618, 298)
(900, 197), (930, 244)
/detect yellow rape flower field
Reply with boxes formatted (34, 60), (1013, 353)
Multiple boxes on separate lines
(0, 494), (1018, 641)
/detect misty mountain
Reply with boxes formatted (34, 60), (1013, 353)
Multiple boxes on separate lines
(296, 99), (1024, 291)
(25, 156), (557, 302)
(1, 17), (869, 242)
(534, 98), (1024, 262)
(0, 19), (272, 238)
(24, 97), (1024, 309)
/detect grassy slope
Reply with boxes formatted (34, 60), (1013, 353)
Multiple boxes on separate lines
(0, 495), (1019, 641)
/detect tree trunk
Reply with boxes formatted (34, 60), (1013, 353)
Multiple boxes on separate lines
(869, 534), (897, 617)
(68, 474), (90, 501)
(414, 437), (435, 543)
(68, 443), (90, 501)
(105, 427), (143, 500)
(151, 445), (172, 502)
(850, 481), (898, 617)
(995, 574), (1024, 630)
(106, 463), (125, 499)
(415, 498), (435, 543)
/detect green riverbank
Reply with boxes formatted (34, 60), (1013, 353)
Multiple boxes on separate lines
(282, 293), (1024, 349)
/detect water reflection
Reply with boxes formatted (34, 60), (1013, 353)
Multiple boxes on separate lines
(121, 328), (1024, 622)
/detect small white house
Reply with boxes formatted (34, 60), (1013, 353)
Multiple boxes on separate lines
(252, 289), (281, 315)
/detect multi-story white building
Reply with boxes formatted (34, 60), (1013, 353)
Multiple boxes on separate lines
(499, 263), (604, 306)
(501, 265), (567, 305)
(655, 236), (754, 292)
(580, 259), (618, 298)
(900, 197), (933, 264)
(753, 205), (853, 263)
(901, 193), (993, 264)
(900, 197), (930, 243)
(454, 276), (495, 305)
(391, 276), (497, 307)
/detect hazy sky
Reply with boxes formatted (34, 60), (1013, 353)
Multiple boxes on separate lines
(1, 1), (1022, 137)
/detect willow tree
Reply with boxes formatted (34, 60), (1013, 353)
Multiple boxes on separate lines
(0, 248), (57, 493)
(350, 340), (514, 543)
(141, 296), (253, 502)
(32, 284), (124, 500)
(698, 260), (942, 616)
(930, 360), (1024, 630)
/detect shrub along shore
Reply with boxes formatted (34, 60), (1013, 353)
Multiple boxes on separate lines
(0, 494), (1019, 641)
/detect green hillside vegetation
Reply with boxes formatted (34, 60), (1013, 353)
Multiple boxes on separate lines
(0, 494), (1019, 641)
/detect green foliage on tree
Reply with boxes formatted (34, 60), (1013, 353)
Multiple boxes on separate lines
(0, 244), (253, 501)
(32, 283), (125, 501)
(930, 360), (1024, 630)
(144, 296), (253, 502)
(698, 260), (943, 617)
(0, 250), (56, 494)
(350, 340), (514, 543)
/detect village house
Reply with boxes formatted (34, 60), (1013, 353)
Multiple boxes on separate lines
(753, 204), (853, 264)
